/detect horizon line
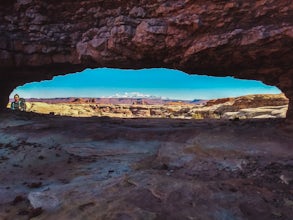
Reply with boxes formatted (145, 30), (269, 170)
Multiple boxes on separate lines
(9, 92), (284, 101)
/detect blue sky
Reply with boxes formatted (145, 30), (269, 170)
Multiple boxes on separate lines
(11, 68), (281, 100)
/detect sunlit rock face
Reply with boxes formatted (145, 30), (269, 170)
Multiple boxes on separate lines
(0, 0), (292, 119)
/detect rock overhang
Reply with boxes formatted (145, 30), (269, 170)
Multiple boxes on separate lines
(0, 0), (292, 119)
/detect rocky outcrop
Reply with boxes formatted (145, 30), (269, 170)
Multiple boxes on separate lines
(0, 0), (292, 120)
(206, 98), (234, 107)
(0, 111), (293, 219)
(232, 94), (289, 109)
(16, 94), (289, 119)
(207, 94), (289, 110)
(195, 94), (289, 119)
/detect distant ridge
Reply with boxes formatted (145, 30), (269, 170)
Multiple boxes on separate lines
(13, 97), (206, 105)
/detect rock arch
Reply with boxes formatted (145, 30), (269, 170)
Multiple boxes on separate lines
(0, 0), (292, 120)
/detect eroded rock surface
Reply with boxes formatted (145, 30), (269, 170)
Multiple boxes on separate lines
(0, 112), (292, 219)
(9, 93), (289, 119)
(0, 0), (293, 119)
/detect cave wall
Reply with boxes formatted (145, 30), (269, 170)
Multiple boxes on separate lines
(0, 0), (292, 119)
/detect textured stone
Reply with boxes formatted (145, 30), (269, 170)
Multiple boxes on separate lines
(28, 191), (61, 211)
(0, 0), (292, 120)
(1, 111), (293, 219)
(9, 94), (288, 119)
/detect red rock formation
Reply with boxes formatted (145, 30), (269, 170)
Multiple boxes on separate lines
(232, 94), (289, 109)
(0, 0), (292, 120)
(206, 98), (234, 107)
(206, 94), (289, 109)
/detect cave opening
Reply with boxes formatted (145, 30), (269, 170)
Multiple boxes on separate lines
(1, 0), (293, 218)
(7, 68), (287, 120)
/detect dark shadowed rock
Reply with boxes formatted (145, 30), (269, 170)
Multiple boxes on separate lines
(0, 0), (292, 121)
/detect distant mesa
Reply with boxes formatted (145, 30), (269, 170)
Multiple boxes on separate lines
(19, 97), (204, 105)
(8, 94), (288, 120)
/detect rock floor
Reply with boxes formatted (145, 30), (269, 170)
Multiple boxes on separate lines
(0, 111), (292, 220)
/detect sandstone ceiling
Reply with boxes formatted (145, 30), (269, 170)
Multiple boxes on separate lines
(0, 0), (292, 119)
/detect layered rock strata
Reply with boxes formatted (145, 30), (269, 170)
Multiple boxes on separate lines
(0, 0), (292, 119)
(6, 94), (288, 119)
(0, 111), (292, 219)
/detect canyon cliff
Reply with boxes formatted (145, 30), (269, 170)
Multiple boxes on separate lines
(0, 0), (292, 119)
(11, 94), (288, 119)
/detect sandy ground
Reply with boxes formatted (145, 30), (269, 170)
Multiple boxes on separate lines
(0, 111), (292, 220)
